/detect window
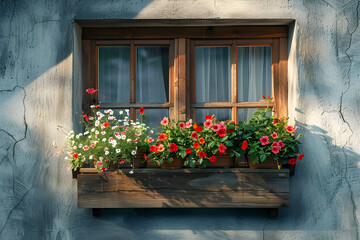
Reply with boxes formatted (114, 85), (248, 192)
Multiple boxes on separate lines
(82, 25), (288, 123)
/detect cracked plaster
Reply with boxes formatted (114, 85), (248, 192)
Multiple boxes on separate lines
(0, 0), (360, 239)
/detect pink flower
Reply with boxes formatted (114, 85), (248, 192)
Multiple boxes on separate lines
(148, 137), (154, 143)
(135, 132), (141, 136)
(286, 125), (295, 133)
(134, 139), (139, 142)
(271, 132), (278, 139)
(212, 124), (220, 132)
(271, 146), (281, 154)
(218, 121), (227, 129)
(178, 122), (186, 129)
(90, 143), (95, 148)
(218, 143), (227, 155)
(185, 119), (193, 128)
(191, 132), (199, 139)
(260, 136), (269, 145)
(216, 128), (227, 138)
(86, 88), (98, 94)
(272, 141), (279, 147)
(121, 131), (126, 135)
(204, 119), (213, 128)
(83, 146), (89, 150)
(96, 161), (103, 166)
(278, 140), (285, 148)
(160, 117), (169, 126)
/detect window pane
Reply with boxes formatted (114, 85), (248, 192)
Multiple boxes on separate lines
(238, 108), (272, 122)
(136, 109), (169, 136)
(196, 109), (231, 123)
(238, 46), (272, 102)
(136, 47), (169, 103)
(98, 47), (130, 103)
(196, 47), (231, 102)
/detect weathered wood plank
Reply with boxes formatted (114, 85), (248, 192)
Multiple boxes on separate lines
(78, 168), (289, 209)
(83, 26), (289, 40)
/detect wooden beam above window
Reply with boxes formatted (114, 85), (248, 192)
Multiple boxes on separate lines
(83, 26), (288, 40)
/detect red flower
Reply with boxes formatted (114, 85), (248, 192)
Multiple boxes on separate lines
(83, 114), (90, 122)
(218, 143), (227, 155)
(193, 142), (200, 149)
(271, 132), (278, 139)
(119, 159), (126, 164)
(178, 122), (186, 129)
(272, 146), (281, 154)
(199, 138), (205, 145)
(195, 126), (203, 132)
(103, 121), (109, 128)
(191, 132), (199, 139)
(193, 123), (198, 130)
(198, 151), (207, 159)
(286, 125), (295, 133)
(288, 158), (297, 165)
(186, 148), (192, 154)
(262, 95), (266, 99)
(94, 105), (100, 108)
(216, 128), (227, 138)
(278, 140), (285, 148)
(298, 154), (304, 160)
(209, 155), (217, 163)
(260, 136), (269, 145)
(227, 128), (234, 133)
(150, 145), (157, 152)
(144, 154), (149, 161)
(272, 141), (280, 147)
(273, 119), (280, 124)
(158, 133), (168, 141)
(100, 167), (106, 172)
(139, 107), (145, 114)
(86, 88), (98, 94)
(73, 153), (79, 159)
(169, 143), (179, 152)
(205, 115), (212, 120)
(242, 140), (248, 150)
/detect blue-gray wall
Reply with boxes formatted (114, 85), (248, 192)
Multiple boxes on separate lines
(0, 0), (360, 239)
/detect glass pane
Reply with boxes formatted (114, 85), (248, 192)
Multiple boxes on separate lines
(238, 46), (272, 102)
(136, 47), (169, 103)
(98, 47), (130, 103)
(196, 109), (231, 123)
(238, 108), (272, 122)
(136, 109), (169, 137)
(196, 47), (231, 102)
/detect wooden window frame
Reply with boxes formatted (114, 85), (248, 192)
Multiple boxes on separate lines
(82, 26), (288, 121)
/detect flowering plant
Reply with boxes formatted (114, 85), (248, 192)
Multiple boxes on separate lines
(58, 89), (151, 172)
(147, 115), (241, 168)
(236, 96), (304, 167)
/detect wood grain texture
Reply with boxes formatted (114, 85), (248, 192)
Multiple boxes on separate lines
(83, 26), (289, 40)
(78, 168), (289, 208)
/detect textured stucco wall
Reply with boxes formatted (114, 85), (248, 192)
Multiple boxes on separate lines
(1, 0), (360, 239)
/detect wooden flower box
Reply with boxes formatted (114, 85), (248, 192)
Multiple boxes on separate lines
(77, 168), (290, 217)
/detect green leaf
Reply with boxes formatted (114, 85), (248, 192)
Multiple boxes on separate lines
(260, 154), (267, 163)
(198, 158), (203, 165)
(189, 160), (196, 168)
(180, 151), (187, 158)
(224, 140), (233, 146)
(208, 141), (216, 148)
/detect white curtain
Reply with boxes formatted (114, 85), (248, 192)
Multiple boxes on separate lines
(136, 46), (169, 103)
(98, 46), (130, 103)
(238, 46), (272, 121)
(196, 47), (231, 122)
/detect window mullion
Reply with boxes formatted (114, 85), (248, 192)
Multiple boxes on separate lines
(130, 40), (136, 121)
(231, 40), (238, 122)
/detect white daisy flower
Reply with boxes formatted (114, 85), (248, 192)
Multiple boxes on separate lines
(95, 120), (100, 126)
(131, 150), (137, 156)
(116, 149), (121, 153)
(119, 110), (123, 115)
(95, 130), (99, 135)
(101, 131), (106, 135)
(84, 131), (89, 135)
(102, 138), (106, 142)
(89, 155), (93, 160)
(105, 151), (109, 155)
(91, 128), (95, 132)
(121, 135), (126, 140)
(73, 146), (77, 150)
(127, 139), (131, 142)
(99, 156), (103, 161)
